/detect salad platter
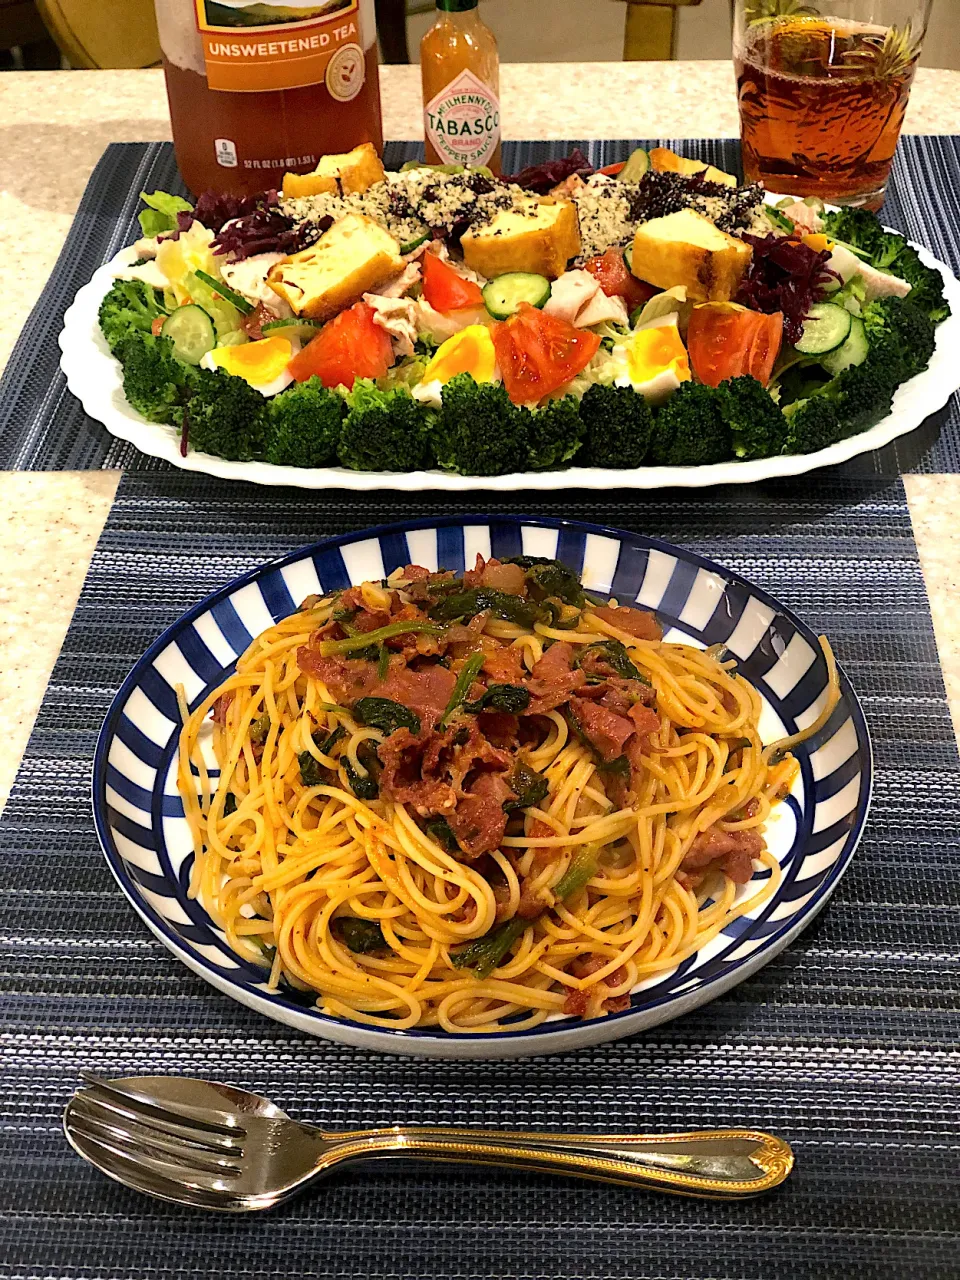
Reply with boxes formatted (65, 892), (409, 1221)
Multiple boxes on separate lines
(59, 144), (960, 490)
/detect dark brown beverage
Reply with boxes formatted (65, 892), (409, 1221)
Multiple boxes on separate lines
(736, 18), (919, 209)
(162, 43), (383, 197)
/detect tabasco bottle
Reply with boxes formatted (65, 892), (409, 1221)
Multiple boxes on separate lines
(154, 0), (383, 197)
(421, 0), (501, 175)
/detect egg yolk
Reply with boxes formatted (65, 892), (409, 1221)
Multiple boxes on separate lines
(626, 325), (691, 386)
(208, 336), (293, 387)
(422, 325), (496, 386)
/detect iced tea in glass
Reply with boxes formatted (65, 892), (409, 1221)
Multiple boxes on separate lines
(735, 0), (933, 210)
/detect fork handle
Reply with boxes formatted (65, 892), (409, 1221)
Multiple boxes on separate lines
(323, 1127), (794, 1198)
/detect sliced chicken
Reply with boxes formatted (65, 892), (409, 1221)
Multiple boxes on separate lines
(779, 200), (824, 235)
(544, 269), (629, 328)
(364, 293), (418, 357)
(376, 260), (422, 298)
(220, 252), (290, 317)
(827, 244), (912, 301)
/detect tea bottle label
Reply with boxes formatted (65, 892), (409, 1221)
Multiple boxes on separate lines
(194, 0), (366, 96)
(424, 69), (500, 168)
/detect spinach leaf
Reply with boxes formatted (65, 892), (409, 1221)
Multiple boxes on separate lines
(333, 916), (387, 955)
(344, 742), (381, 800)
(353, 696), (420, 737)
(519, 559), (585, 607)
(504, 760), (549, 812)
(429, 588), (542, 629)
(314, 724), (346, 756)
(425, 817), (461, 854)
(298, 750), (324, 787)
(598, 753), (631, 782)
(464, 683), (531, 715)
(574, 638), (647, 683)
(439, 651), (486, 727)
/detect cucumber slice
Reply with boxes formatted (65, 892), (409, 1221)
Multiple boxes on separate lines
(193, 268), (255, 316)
(161, 305), (216, 365)
(622, 243), (634, 273)
(794, 303), (852, 355)
(482, 272), (551, 320)
(261, 317), (322, 342)
(399, 231), (429, 255)
(819, 316), (868, 375)
(617, 148), (650, 183)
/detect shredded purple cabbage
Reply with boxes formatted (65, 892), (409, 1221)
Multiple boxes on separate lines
(736, 233), (840, 345)
(172, 188), (322, 259)
(502, 148), (595, 194)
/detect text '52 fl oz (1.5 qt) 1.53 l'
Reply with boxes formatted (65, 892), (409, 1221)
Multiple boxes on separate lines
(153, 0), (383, 197)
(421, 0), (501, 175)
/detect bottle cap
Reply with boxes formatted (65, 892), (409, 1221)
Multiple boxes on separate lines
(436, 0), (479, 10)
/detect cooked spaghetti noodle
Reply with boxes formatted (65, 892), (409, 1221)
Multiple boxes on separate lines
(177, 556), (838, 1033)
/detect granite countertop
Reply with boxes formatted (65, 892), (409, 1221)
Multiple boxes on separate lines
(0, 62), (958, 809)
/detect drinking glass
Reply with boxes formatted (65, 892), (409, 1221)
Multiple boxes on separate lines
(734, 0), (934, 210)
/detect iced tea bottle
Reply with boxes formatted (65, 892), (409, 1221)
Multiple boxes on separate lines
(421, 0), (501, 175)
(154, 0), (383, 197)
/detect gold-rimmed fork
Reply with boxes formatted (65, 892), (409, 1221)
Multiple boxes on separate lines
(64, 1071), (794, 1211)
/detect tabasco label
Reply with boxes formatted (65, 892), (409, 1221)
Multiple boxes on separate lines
(195, 0), (366, 95)
(424, 69), (500, 168)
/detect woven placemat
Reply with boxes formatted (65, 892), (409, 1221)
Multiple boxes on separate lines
(0, 135), (958, 474)
(0, 471), (957, 1279)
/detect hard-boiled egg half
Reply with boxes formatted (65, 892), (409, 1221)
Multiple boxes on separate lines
(201, 335), (298, 397)
(413, 325), (498, 405)
(609, 319), (691, 404)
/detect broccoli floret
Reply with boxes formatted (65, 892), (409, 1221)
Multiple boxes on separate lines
(822, 207), (884, 258)
(525, 396), (584, 471)
(717, 375), (790, 461)
(435, 374), (528, 476)
(862, 295), (936, 381)
(99, 279), (168, 353)
(338, 380), (434, 472)
(117, 330), (200, 425)
(781, 395), (844, 454)
(871, 230), (907, 271)
(883, 244), (950, 323)
(187, 365), (268, 461)
(649, 382), (732, 466)
(819, 356), (896, 436)
(263, 376), (344, 468)
(577, 383), (654, 468)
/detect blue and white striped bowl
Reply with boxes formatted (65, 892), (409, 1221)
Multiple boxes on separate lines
(92, 517), (872, 1059)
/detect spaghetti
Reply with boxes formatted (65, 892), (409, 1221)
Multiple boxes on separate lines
(177, 556), (838, 1033)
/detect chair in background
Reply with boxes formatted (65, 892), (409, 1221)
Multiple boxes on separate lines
(619, 0), (704, 60)
(34, 0), (160, 68)
(0, 0), (60, 67)
(375, 0), (706, 64)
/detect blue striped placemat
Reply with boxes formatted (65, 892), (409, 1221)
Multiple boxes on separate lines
(0, 136), (957, 474)
(0, 470), (957, 1278)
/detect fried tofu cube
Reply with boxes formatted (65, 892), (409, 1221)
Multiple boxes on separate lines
(266, 214), (402, 320)
(629, 210), (752, 303)
(281, 143), (386, 200)
(460, 197), (581, 280)
(649, 147), (738, 189)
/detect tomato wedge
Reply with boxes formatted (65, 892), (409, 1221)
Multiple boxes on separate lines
(492, 302), (601, 404)
(287, 301), (393, 389)
(421, 252), (484, 312)
(686, 305), (784, 388)
(582, 248), (657, 312)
